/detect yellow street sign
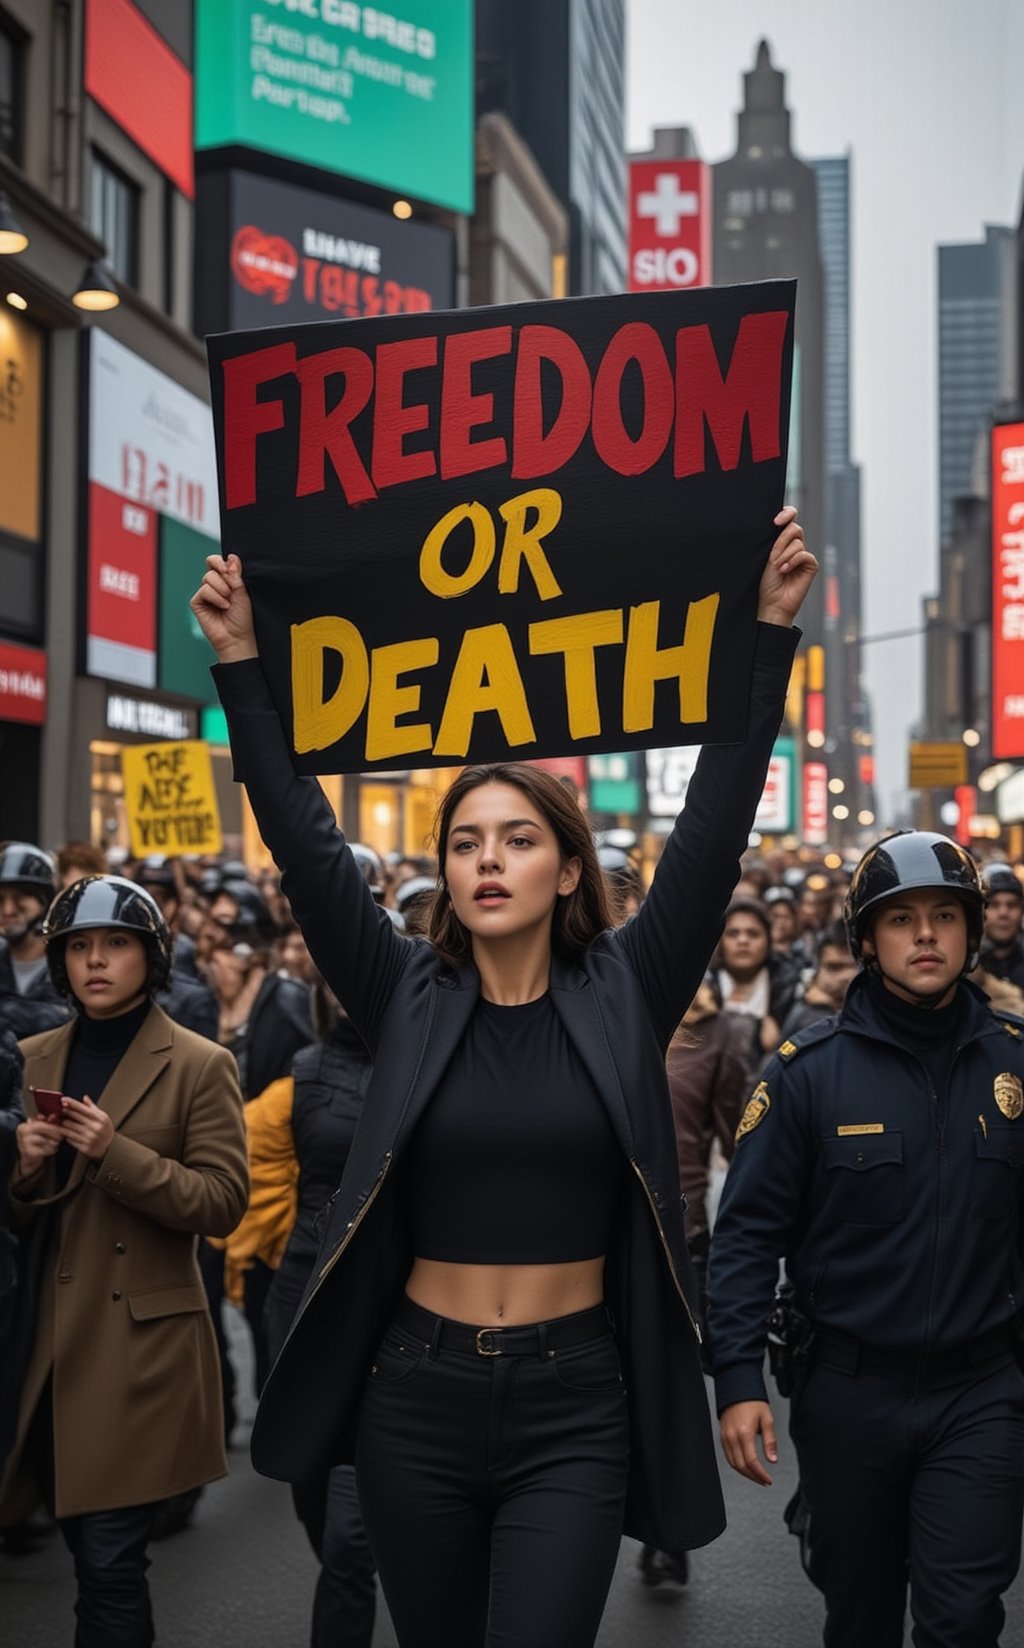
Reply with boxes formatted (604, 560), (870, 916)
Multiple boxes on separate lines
(908, 741), (968, 789)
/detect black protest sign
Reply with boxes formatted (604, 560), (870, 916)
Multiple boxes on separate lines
(206, 281), (794, 774)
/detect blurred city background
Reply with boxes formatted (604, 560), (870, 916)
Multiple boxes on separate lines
(0, 0), (1022, 870)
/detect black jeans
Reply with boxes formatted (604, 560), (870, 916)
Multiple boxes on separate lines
(354, 1298), (630, 1648)
(26, 1379), (158, 1647)
(293, 1464), (377, 1648)
(790, 1356), (1024, 1648)
(60, 1503), (159, 1648)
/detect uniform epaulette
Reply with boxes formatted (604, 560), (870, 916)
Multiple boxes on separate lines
(774, 1016), (840, 1061)
(998, 1015), (1024, 1039)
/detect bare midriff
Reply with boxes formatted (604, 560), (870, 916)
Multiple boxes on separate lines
(405, 1256), (606, 1327)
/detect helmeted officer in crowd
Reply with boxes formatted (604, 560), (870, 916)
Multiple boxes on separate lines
(0, 844), (70, 1040)
(709, 831), (1024, 1648)
(978, 863), (1024, 992)
(131, 857), (218, 1039)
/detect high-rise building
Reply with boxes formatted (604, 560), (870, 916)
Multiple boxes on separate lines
(938, 225), (1017, 542)
(812, 154), (870, 815)
(712, 41), (826, 645)
(812, 156), (851, 477)
(476, 0), (626, 295)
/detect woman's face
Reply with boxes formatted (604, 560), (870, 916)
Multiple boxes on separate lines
(64, 927), (148, 1018)
(444, 782), (580, 950)
(720, 913), (770, 980)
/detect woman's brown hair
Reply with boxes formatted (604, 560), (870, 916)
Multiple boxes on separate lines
(426, 763), (612, 966)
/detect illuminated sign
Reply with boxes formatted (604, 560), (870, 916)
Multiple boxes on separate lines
(802, 761), (829, 845)
(628, 160), (711, 294)
(196, 168), (454, 334)
(194, 1), (473, 214)
(0, 641), (46, 725)
(105, 694), (194, 739)
(87, 331), (219, 688)
(992, 422), (1024, 759)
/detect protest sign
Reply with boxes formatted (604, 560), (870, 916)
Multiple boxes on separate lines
(121, 740), (223, 856)
(206, 281), (794, 774)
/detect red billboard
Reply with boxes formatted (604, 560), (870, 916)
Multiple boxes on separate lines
(0, 641), (46, 725)
(992, 422), (1024, 758)
(86, 482), (157, 688)
(628, 159), (711, 294)
(803, 761), (829, 846)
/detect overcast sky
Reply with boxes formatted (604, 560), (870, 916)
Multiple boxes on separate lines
(626, 0), (1024, 821)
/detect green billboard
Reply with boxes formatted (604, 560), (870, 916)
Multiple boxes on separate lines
(159, 517), (219, 702)
(195, 1), (474, 214)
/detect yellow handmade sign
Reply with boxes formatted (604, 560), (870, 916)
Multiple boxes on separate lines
(121, 740), (223, 857)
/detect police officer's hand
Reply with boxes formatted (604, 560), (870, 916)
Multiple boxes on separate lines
(60, 1096), (115, 1161)
(190, 553), (258, 663)
(719, 1400), (778, 1486)
(757, 507), (817, 627)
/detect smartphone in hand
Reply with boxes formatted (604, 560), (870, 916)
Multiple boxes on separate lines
(33, 1088), (65, 1125)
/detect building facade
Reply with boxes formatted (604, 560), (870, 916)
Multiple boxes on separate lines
(938, 224), (1017, 544)
(476, 0), (626, 296)
(712, 40), (825, 648)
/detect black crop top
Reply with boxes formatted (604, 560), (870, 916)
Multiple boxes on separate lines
(404, 993), (623, 1263)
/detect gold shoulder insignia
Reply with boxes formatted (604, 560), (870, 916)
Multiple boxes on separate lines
(994, 1072), (1023, 1121)
(1002, 1022), (1022, 1039)
(735, 1081), (771, 1143)
(778, 1041), (798, 1058)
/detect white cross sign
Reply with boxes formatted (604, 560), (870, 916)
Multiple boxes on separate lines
(637, 173), (699, 237)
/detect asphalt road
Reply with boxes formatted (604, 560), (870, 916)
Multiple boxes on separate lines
(4, 1305), (1024, 1646)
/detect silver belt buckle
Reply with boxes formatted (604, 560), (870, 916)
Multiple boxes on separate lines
(476, 1328), (502, 1356)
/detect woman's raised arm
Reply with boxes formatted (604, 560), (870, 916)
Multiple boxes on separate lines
(616, 511), (816, 1046)
(191, 555), (407, 1051)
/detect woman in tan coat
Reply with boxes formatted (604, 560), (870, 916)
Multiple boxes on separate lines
(1, 875), (248, 1648)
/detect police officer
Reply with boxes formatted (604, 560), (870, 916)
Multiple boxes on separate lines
(0, 844), (69, 1039)
(978, 863), (1024, 992)
(709, 830), (1024, 1648)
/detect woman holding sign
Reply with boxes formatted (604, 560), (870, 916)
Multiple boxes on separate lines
(191, 509), (815, 1648)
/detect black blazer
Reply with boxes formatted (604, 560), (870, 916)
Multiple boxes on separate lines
(213, 621), (797, 1552)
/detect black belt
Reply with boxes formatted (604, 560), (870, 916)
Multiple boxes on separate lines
(812, 1321), (1018, 1380)
(392, 1295), (612, 1358)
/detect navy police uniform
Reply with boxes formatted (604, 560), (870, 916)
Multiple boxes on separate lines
(711, 959), (1024, 1647)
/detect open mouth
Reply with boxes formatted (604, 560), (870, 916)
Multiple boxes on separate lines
(474, 886), (510, 903)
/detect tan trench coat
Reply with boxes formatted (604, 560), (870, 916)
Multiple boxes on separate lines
(0, 1005), (248, 1520)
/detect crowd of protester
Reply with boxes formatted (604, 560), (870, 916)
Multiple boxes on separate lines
(4, 824), (1024, 1638)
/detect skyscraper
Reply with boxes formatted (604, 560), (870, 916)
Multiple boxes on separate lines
(476, 0), (626, 295)
(938, 225), (1017, 542)
(813, 154), (868, 807)
(712, 41), (825, 644)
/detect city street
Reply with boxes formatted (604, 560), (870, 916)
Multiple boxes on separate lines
(4, 1306), (1024, 1647)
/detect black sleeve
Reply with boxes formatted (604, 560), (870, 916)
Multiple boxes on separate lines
(615, 622), (798, 1047)
(211, 660), (409, 1053)
(0, 1031), (24, 1180)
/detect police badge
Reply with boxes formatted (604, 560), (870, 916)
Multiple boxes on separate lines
(994, 1072), (1023, 1121)
(735, 1081), (771, 1143)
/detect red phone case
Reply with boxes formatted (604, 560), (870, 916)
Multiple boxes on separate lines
(33, 1087), (65, 1122)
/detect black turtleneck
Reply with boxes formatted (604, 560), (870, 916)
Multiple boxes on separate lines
(865, 970), (968, 1107)
(56, 998), (151, 1188)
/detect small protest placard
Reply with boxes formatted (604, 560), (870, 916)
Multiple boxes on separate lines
(121, 740), (223, 857)
(207, 281), (794, 774)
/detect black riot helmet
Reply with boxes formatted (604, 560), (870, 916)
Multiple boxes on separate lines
(982, 862), (1024, 901)
(844, 831), (985, 973)
(218, 879), (277, 945)
(349, 843), (384, 901)
(0, 841), (56, 897)
(42, 875), (173, 998)
(0, 841), (57, 945)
